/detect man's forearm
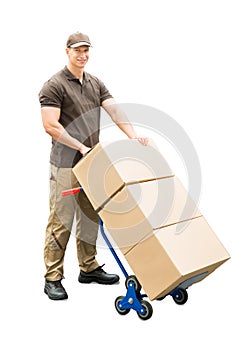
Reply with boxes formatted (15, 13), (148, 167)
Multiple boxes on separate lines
(57, 130), (90, 154)
(115, 120), (138, 139)
(42, 107), (90, 155)
(45, 122), (89, 155)
(102, 100), (149, 145)
(102, 102), (137, 138)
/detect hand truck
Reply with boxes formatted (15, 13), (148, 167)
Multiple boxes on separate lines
(62, 186), (189, 320)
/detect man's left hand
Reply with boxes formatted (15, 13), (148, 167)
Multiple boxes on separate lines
(134, 136), (149, 146)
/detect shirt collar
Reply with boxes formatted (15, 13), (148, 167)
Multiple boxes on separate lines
(63, 66), (90, 82)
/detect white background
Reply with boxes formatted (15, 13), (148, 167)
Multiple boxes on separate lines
(0, 0), (250, 349)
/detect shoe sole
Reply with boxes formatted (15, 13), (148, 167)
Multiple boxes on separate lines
(78, 276), (120, 285)
(44, 288), (68, 300)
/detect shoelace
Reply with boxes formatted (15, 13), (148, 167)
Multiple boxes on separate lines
(53, 280), (63, 288)
(96, 264), (106, 273)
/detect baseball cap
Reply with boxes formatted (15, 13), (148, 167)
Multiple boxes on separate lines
(66, 32), (92, 48)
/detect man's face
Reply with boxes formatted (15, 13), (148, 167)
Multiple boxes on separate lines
(66, 46), (89, 68)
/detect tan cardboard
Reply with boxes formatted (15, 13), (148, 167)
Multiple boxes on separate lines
(125, 216), (230, 300)
(73, 139), (174, 210)
(99, 176), (201, 253)
(72, 139), (230, 299)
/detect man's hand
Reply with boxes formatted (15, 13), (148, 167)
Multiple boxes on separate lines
(79, 144), (91, 155)
(134, 136), (149, 146)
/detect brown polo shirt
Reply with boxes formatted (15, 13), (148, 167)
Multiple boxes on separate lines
(39, 66), (113, 167)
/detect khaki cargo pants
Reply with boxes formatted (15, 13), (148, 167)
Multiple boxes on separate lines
(44, 164), (100, 281)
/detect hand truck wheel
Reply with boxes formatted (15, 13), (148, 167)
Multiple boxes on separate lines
(137, 300), (153, 320)
(171, 288), (188, 305)
(125, 275), (142, 294)
(114, 296), (130, 315)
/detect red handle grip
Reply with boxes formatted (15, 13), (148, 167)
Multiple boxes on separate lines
(62, 187), (83, 196)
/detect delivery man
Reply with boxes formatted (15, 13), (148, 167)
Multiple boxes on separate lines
(39, 32), (148, 300)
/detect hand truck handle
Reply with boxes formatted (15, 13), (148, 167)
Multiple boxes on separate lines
(62, 187), (83, 196)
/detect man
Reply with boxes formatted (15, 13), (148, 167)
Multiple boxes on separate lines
(39, 32), (148, 300)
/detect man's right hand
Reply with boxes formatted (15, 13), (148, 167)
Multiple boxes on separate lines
(79, 144), (91, 156)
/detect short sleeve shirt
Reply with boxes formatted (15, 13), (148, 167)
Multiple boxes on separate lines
(39, 66), (113, 167)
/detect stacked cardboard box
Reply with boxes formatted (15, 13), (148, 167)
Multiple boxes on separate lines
(73, 139), (230, 300)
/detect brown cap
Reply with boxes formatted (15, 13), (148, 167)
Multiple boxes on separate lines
(66, 32), (92, 48)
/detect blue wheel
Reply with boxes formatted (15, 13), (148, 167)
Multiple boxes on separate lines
(172, 288), (188, 305)
(125, 275), (141, 294)
(137, 300), (153, 320)
(115, 296), (130, 315)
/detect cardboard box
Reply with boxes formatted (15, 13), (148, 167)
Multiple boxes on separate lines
(73, 139), (230, 299)
(125, 216), (230, 300)
(73, 139), (173, 210)
(99, 176), (201, 253)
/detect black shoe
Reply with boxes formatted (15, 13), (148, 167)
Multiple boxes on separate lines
(78, 265), (120, 285)
(44, 280), (68, 300)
